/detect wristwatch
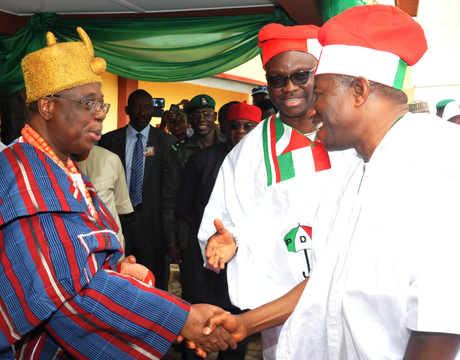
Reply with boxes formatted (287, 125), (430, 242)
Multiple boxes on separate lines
(231, 233), (239, 251)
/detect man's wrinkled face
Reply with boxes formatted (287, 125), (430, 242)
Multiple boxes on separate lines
(226, 119), (258, 148)
(309, 74), (357, 152)
(265, 51), (317, 121)
(126, 93), (153, 132)
(49, 83), (105, 162)
(188, 107), (216, 137)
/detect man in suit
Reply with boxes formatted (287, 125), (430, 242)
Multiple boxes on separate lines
(99, 89), (176, 290)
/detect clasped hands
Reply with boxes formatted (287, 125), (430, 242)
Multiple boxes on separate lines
(177, 304), (248, 358)
(177, 218), (245, 358)
(119, 222), (244, 358)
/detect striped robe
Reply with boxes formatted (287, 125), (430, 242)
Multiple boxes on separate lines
(0, 143), (189, 360)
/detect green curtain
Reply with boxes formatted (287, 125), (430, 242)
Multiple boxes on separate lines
(0, 10), (295, 95)
(322, 0), (367, 22)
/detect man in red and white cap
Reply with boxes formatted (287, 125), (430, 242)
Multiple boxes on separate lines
(198, 5), (460, 360)
(197, 23), (339, 359)
(176, 102), (261, 360)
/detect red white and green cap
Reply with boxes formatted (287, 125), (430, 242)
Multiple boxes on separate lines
(227, 102), (262, 124)
(258, 24), (322, 69)
(316, 5), (428, 90)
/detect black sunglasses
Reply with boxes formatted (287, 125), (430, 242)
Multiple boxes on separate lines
(266, 67), (316, 88)
(227, 122), (256, 131)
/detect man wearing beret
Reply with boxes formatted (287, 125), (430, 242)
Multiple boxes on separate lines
(201, 5), (460, 360)
(197, 23), (334, 358)
(251, 85), (270, 105)
(163, 94), (226, 266)
(0, 28), (236, 359)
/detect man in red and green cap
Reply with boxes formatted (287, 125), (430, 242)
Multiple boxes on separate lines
(199, 5), (460, 360)
(197, 23), (338, 359)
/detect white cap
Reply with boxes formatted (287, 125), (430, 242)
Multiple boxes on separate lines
(442, 101), (460, 121)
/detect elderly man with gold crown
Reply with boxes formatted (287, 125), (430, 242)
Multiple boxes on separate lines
(0, 28), (236, 359)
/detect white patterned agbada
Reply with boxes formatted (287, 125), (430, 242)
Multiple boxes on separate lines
(277, 112), (460, 359)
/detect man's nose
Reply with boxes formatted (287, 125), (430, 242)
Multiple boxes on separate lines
(282, 77), (298, 92)
(307, 105), (316, 119)
(94, 108), (106, 121)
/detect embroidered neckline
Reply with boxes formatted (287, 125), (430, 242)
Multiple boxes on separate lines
(21, 124), (98, 219)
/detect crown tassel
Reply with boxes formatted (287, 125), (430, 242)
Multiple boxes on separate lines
(46, 32), (57, 46)
(77, 27), (106, 75)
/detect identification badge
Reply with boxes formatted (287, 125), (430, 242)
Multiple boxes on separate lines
(143, 147), (154, 156)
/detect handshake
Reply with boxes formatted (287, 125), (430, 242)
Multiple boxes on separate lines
(119, 218), (297, 358)
(176, 218), (249, 357)
(117, 246), (249, 358)
(175, 217), (306, 357)
(178, 303), (247, 358)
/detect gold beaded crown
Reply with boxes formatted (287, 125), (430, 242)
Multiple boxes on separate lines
(21, 27), (106, 104)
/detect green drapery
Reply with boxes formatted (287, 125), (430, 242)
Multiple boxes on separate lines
(0, 10), (295, 95)
(322, 0), (367, 22)
(0, 0), (366, 95)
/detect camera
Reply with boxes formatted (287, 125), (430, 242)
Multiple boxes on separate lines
(152, 97), (165, 117)
(170, 104), (180, 117)
(152, 98), (165, 108)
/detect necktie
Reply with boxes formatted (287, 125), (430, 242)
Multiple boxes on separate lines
(130, 133), (143, 207)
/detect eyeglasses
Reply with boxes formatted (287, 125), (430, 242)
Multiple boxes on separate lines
(50, 94), (110, 114)
(189, 111), (214, 120)
(266, 67), (316, 88)
(227, 122), (256, 132)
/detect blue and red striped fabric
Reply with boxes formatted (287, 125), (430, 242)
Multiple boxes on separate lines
(0, 143), (190, 359)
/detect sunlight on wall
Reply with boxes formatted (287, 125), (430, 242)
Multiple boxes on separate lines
(100, 56), (262, 132)
(139, 81), (251, 127)
(224, 56), (266, 84)
(101, 71), (118, 133)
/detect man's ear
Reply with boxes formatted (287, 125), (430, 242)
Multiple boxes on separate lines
(36, 97), (53, 121)
(125, 106), (129, 116)
(352, 77), (371, 107)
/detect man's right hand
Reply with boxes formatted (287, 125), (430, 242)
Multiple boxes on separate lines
(205, 219), (237, 269)
(179, 304), (237, 355)
(182, 310), (247, 358)
(203, 312), (247, 343)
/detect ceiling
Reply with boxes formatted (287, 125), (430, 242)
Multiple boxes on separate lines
(0, 0), (420, 17)
(0, 0), (418, 35)
(0, 0), (279, 16)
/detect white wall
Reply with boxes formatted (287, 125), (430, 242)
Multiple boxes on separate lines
(411, 0), (460, 113)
